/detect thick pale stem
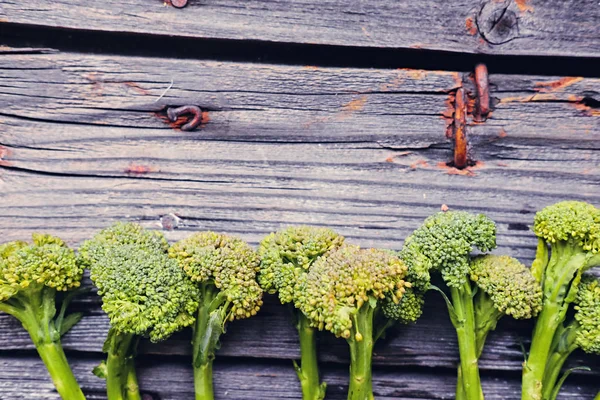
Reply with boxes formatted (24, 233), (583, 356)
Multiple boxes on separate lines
(450, 283), (484, 400)
(194, 361), (215, 400)
(36, 341), (86, 400)
(347, 306), (374, 400)
(296, 313), (326, 400)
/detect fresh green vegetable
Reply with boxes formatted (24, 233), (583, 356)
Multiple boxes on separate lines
(258, 226), (345, 400)
(169, 232), (263, 400)
(0, 234), (85, 400)
(542, 275), (600, 400)
(80, 222), (199, 400)
(522, 201), (600, 400)
(297, 245), (410, 400)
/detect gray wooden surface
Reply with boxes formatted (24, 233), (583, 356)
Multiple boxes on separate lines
(1, 0), (599, 58)
(0, 47), (599, 399)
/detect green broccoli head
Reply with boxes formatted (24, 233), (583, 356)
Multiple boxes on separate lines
(381, 287), (424, 324)
(470, 255), (542, 319)
(403, 211), (496, 287)
(80, 222), (199, 342)
(0, 234), (83, 301)
(574, 276), (600, 354)
(297, 245), (408, 339)
(169, 232), (263, 321)
(258, 226), (344, 304)
(534, 201), (600, 256)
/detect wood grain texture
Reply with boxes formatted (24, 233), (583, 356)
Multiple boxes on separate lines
(0, 0), (599, 58)
(0, 50), (599, 398)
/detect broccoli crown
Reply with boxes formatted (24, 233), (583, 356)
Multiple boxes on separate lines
(297, 245), (408, 339)
(533, 201), (600, 253)
(0, 234), (83, 301)
(80, 223), (199, 342)
(470, 255), (542, 319)
(398, 244), (432, 292)
(382, 287), (424, 324)
(574, 276), (600, 354)
(403, 211), (496, 287)
(258, 226), (344, 303)
(169, 232), (262, 320)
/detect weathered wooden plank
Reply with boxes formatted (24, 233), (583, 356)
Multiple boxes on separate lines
(1, 0), (599, 58)
(0, 355), (595, 399)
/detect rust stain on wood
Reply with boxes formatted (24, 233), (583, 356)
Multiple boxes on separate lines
(123, 82), (150, 95)
(303, 66), (319, 70)
(515, 0), (533, 13)
(534, 77), (583, 92)
(341, 95), (368, 114)
(572, 102), (600, 117)
(442, 92), (456, 138)
(386, 151), (413, 163)
(498, 129), (508, 138)
(125, 163), (157, 174)
(157, 110), (210, 130)
(410, 159), (429, 170)
(437, 161), (484, 176)
(0, 146), (13, 167)
(465, 17), (477, 36)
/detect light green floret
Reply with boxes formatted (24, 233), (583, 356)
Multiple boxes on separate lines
(381, 287), (424, 324)
(258, 226), (344, 304)
(0, 234), (85, 400)
(169, 231), (262, 321)
(573, 277), (600, 354)
(405, 211), (496, 287)
(299, 245), (409, 340)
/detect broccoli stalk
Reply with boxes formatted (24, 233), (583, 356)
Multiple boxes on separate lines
(455, 255), (542, 400)
(297, 245), (410, 400)
(80, 222), (199, 400)
(169, 232), (263, 400)
(541, 276), (600, 400)
(401, 211), (497, 400)
(522, 201), (600, 400)
(258, 226), (345, 400)
(0, 235), (85, 400)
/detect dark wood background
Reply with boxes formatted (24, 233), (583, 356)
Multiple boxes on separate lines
(0, 1), (599, 399)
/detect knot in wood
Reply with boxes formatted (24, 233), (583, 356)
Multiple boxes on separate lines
(476, 1), (519, 45)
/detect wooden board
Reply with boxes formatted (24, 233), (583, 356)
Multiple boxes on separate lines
(0, 49), (599, 398)
(1, 0), (599, 58)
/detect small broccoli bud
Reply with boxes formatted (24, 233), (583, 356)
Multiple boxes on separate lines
(534, 201), (600, 254)
(169, 232), (263, 321)
(298, 245), (408, 338)
(403, 211), (496, 287)
(81, 222), (199, 343)
(0, 234), (83, 300)
(470, 255), (542, 320)
(574, 277), (600, 354)
(382, 287), (425, 324)
(258, 226), (344, 304)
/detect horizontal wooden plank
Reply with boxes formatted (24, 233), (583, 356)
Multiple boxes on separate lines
(0, 355), (596, 399)
(1, 1), (599, 58)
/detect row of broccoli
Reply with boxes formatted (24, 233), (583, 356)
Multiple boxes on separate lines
(0, 200), (598, 400)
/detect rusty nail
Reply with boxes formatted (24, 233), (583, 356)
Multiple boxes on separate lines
(167, 105), (202, 131)
(474, 63), (490, 122)
(170, 0), (188, 8)
(453, 88), (468, 169)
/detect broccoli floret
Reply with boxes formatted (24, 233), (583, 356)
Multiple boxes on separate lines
(542, 276), (600, 400)
(258, 226), (344, 400)
(297, 245), (409, 400)
(401, 210), (498, 400)
(80, 222), (199, 400)
(0, 234), (85, 400)
(169, 232), (263, 400)
(523, 201), (600, 400)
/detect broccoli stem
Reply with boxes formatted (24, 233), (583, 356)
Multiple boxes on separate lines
(192, 284), (225, 400)
(36, 341), (86, 400)
(450, 283), (484, 400)
(106, 331), (139, 400)
(295, 313), (326, 400)
(541, 324), (578, 400)
(522, 246), (587, 400)
(347, 306), (375, 400)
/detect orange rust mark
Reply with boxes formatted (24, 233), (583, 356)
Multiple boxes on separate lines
(453, 88), (468, 169)
(124, 82), (149, 95)
(442, 92), (456, 138)
(437, 161), (484, 177)
(0, 145), (13, 167)
(572, 102), (600, 117)
(125, 163), (157, 174)
(402, 69), (427, 80)
(534, 77), (583, 93)
(465, 17), (478, 36)
(499, 129), (508, 138)
(157, 110), (210, 130)
(441, 204), (449, 212)
(496, 162), (509, 167)
(341, 96), (368, 114)
(379, 71), (405, 92)
(568, 94), (583, 102)
(515, 0), (533, 13)
(410, 160), (429, 170)
(385, 151), (412, 163)
(410, 44), (424, 49)
(303, 66), (319, 70)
